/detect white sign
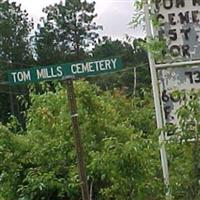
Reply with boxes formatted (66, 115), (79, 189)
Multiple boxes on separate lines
(158, 65), (200, 136)
(153, 0), (200, 64)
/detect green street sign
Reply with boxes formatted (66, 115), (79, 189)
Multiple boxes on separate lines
(7, 57), (123, 85)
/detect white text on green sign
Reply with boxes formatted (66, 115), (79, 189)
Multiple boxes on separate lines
(8, 58), (122, 84)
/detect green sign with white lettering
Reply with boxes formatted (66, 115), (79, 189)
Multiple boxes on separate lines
(8, 57), (122, 85)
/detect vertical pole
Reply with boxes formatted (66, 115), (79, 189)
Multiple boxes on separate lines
(144, 0), (170, 193)
(65, 78), (90, 200)
(133, 67), (137, 97)
(9, 86), (14, 115)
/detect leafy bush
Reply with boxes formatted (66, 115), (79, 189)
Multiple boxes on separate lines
(0, 81), (164, 200)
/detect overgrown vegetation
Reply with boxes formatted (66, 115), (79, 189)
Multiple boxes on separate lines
(1, 0), (200, 199)
(0, 81), (163, 200)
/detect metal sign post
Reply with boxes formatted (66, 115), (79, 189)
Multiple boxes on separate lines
(145, 0), (200, 197)
(144, 0), (170, 194)
(65, 78), (90, 200)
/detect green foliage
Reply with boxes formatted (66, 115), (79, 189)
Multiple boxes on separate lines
(3, 0), (200, 199)
(131, 0), (145, 29)
(0, 0), (33, 66)
(140, 37), (167, 62)
(132, 0), (169, 63)
(0, 81), (164, 200)
(162, 90), (200, 199)
(35, 0), (102, 65)
(0, 0), (34, 124)
(90, 38), (150, 94)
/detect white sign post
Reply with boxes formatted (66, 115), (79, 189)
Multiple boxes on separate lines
(144, 0), (170, 193)
(144, 0), (200, 196)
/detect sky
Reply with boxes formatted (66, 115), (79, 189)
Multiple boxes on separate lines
(12, 0), (144, 40)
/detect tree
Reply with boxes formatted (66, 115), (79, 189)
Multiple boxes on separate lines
(0, 1), (33, 66)
(90, 37), (150, 95)
(0, 81), (164, 200)
(0, 0), (34, 124)
(35, 0), (102, 65)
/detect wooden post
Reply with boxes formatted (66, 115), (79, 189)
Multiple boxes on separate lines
(65, 78), (90, 200)
(133, 67), (137, 97)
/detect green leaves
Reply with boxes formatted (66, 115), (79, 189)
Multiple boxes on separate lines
(162, 89), (200, 199)
(91, 38), (150, 94)
(35, 0), (101, 65)
(0, 0), (33, 66)
(0, 81), (163, 200)
(0, 0), (35, 127)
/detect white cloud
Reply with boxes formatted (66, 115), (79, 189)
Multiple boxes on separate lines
(95, 1), (133, 39)
(11, 0), (144, 39)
